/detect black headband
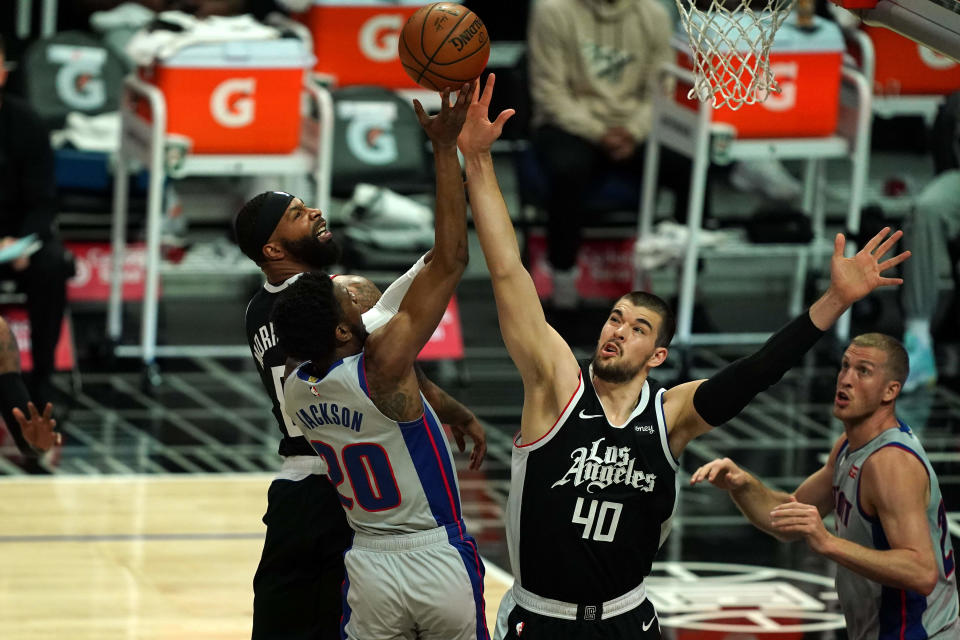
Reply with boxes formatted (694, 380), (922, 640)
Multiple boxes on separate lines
(239, 191), (295, 262)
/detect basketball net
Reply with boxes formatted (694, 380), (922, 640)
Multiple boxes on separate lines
(675, 0), (797, 110)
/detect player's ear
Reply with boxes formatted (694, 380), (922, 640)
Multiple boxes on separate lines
(262, 241), (284, 261)
(883, 379), (901, 402)
(647, 347), (668, 369)
(334, 322), (352, 345)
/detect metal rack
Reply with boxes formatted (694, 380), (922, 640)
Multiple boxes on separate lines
(106, 73), (335, 367)
(636, 63), (873, 346)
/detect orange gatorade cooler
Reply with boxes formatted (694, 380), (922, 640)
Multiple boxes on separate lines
(858, 25), (960, 95)
(138, 38), (314, 154)
(676, 15), (845, 138)
(295, 0), (460, 88)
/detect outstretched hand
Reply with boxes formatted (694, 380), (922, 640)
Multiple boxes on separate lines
(829, 228), (910, 306)
(457, 73), (516, 156)
(689, 457), (749, 491)
(15, 401), (60, 452)
(449, 416), (487, 470)
(412, 82), (476, 148)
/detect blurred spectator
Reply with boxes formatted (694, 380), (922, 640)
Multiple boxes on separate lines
(527, 0), (705, 309)
(60, 0), (289, 32)
(901, 92), (960, 392)
(0, 35), (71, 407)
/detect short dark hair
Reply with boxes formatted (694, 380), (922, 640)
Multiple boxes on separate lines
(616, 291), (676, 348)
(850, 333), (910, 386)
(271, 272), (342, 364)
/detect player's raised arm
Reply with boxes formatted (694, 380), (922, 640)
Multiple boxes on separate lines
(366, 84), (473, 378)
(663, 229), (911, 457)
(458, 75), (580, 423)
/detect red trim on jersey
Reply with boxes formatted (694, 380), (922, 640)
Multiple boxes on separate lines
(514, 370), (583, 449)
(421, 415), (464, 539)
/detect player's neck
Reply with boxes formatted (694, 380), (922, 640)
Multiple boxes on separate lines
(843, 406), (900, 449)
(591, 370), (649, 423)
(262, 259), (313, 286)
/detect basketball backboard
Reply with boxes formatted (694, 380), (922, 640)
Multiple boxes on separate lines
(831, 0), (960, 61)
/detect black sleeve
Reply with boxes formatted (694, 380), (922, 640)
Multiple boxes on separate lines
(0, 372), (37, 457)
(17, 105), (58, 241)
(692, 311), (825, 427)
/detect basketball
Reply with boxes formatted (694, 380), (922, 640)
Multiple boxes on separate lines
(398, 3), (490, 91)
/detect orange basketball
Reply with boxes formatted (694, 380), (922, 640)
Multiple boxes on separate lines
(398, 3), (490, 91)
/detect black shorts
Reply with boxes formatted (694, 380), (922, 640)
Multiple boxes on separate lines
(500, 597), (661, 640)
(252, 474), (353, 640)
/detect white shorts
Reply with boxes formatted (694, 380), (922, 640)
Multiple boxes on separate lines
(341, 522), (489, 640)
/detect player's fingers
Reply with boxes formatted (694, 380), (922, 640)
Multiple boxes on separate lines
(412, 99), (427, 123)
(873, 229), (903, 258)
(833, 232), (845, 258)
(55, 432), (62, 446)
(439, 87), (452, 112)
(862, 226), (891, 254)
(480, 72), (495, 106)
(12, 407), (26, 426)
(456, 82), (471, 107)
(454, 431), (465, 452)
(877, 276), (904, 287)
(27, 401), (39, 419)
(492, 109), (516, 131)
(42, 402), (53, 421)
(878, 250), (911, 271)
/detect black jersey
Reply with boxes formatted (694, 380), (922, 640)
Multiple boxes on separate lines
(245, 275), (317, 458)
(506, 360), (679, 604)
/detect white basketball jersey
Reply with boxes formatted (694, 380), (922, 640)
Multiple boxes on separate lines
(283, 353), (466, 536)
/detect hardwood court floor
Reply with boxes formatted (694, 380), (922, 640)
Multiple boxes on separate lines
(0, 475), (512, 640)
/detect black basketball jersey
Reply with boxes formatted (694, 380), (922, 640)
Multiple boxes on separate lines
(245, 275), (317, 458)
(506, 360), (679, 604)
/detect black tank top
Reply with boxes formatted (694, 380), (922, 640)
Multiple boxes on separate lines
(245, 275), (317, 458)
(506, 360), (679, 603)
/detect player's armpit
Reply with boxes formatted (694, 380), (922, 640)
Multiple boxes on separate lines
(792, 435), (846, 517)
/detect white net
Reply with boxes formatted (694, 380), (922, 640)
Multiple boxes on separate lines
(674, 0), (796, 110)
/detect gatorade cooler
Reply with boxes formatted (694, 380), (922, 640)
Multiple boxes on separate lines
(857, 26), (960, 95)
(295, 0), (460, 88)
(676, 15), (845, 138)
(137, 38), (314, 154)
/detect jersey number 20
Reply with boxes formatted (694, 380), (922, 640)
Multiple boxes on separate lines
(312, 439), (402, 512)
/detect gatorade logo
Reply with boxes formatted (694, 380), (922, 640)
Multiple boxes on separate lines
(359, 14), (403, 62)
(346, 119), (397, 165)
(48, 44), (107, 111)
(918, 45), (956, 70)
(210, 78), (256, 128)
(761, 62), (798, 112)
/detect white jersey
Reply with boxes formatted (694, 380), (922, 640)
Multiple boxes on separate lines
(832, 421), (959, 639)
(283, 353), (467, 536)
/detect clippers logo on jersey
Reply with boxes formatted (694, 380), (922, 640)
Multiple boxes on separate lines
(551, 437), (656, 493)
(295, 402), (364, 433)
(250, 322), (278, 369)
(582, 41), (633, 83)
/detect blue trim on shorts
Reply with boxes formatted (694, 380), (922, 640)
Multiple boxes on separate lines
(446, 522), (490, 640)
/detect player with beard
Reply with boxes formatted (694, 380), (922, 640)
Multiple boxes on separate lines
(271, 81), (495, 640)
(453, 84), (913, 639)
(233, 86), (486, 639)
